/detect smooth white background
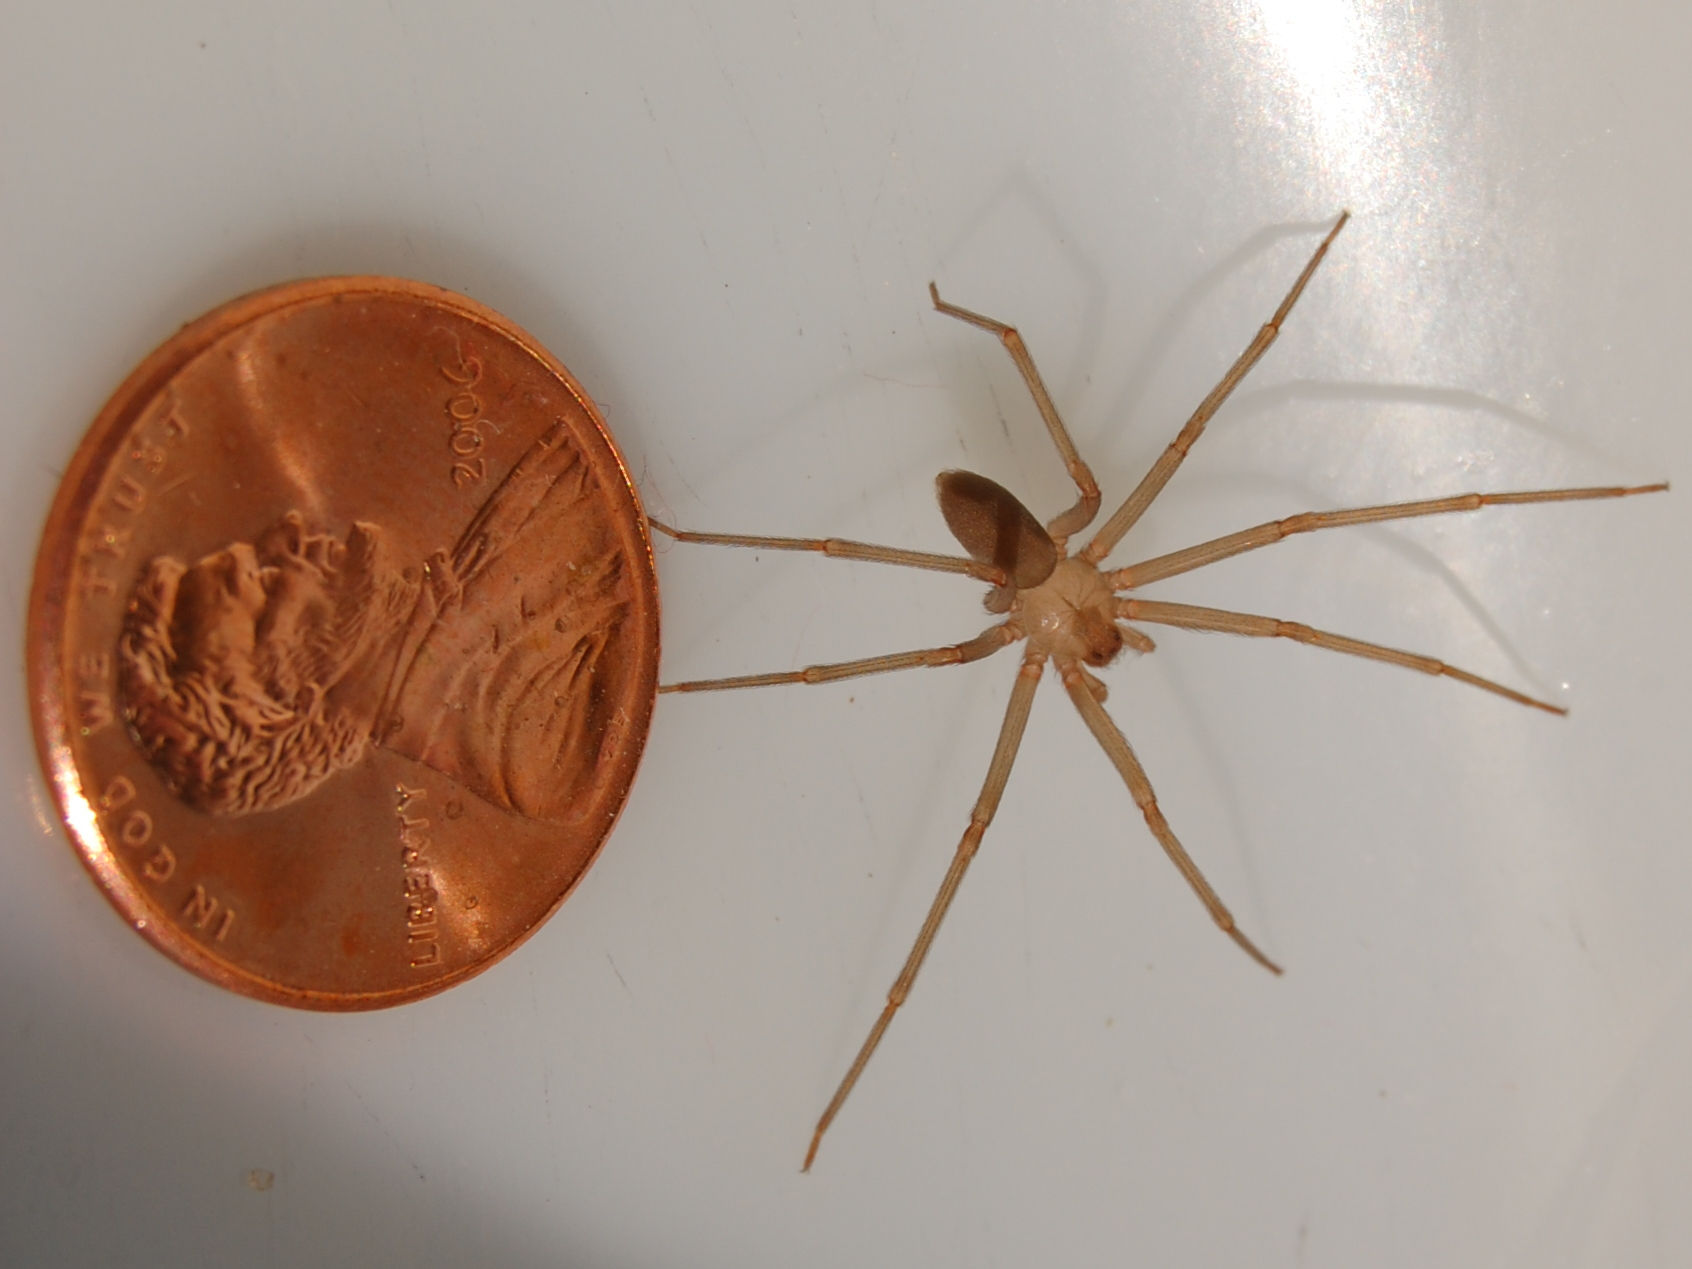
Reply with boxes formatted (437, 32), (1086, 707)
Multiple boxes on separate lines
(3, 3), (1687, 1266)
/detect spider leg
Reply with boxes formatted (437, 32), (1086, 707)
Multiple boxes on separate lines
(648, 516), (1007, 586)
(803, 648), (1046, 1172)
(1108, 483), (1668, 587)
(1081, 212), (1350, 564)
(1059, 657), (1281, 976)
(1119, 598), (1563, 713)
(660, 622), (1019, 694)
(929, 284), (1100, 539)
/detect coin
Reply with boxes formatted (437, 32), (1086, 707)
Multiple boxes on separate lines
(27, 277), (659, 1009)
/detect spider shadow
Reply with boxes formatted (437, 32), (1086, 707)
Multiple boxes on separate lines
(1231, 378), (1658, 475)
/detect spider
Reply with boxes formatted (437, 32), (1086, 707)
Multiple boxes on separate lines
(649, 212), (1667, 1170)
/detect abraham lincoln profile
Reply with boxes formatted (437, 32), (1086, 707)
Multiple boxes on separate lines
(118, 421), (629, 822)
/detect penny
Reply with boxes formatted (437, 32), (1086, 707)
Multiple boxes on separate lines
(27, 278), (659, 1009)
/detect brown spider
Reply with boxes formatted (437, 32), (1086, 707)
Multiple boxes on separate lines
(649, 211), (1667, 1170)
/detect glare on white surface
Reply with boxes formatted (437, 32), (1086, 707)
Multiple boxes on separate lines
(1249, 0), (1386, 180)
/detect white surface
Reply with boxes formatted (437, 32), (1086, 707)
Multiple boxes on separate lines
(3, 3), (1688, 1266)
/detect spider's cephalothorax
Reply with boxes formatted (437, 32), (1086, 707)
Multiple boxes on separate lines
(651, 210), (1667, 1169)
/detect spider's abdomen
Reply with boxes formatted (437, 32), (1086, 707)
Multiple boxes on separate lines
(936, 470), (1058, 590)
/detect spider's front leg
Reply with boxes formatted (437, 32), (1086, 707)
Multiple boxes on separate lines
(1059, 656), (1282, 976)
(803, 647), (1047, 1171)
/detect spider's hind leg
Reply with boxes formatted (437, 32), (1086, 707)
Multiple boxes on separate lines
(928, 284), (1100, 539)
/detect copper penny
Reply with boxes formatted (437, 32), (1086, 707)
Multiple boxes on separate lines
(27, 278), (659, 1009)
